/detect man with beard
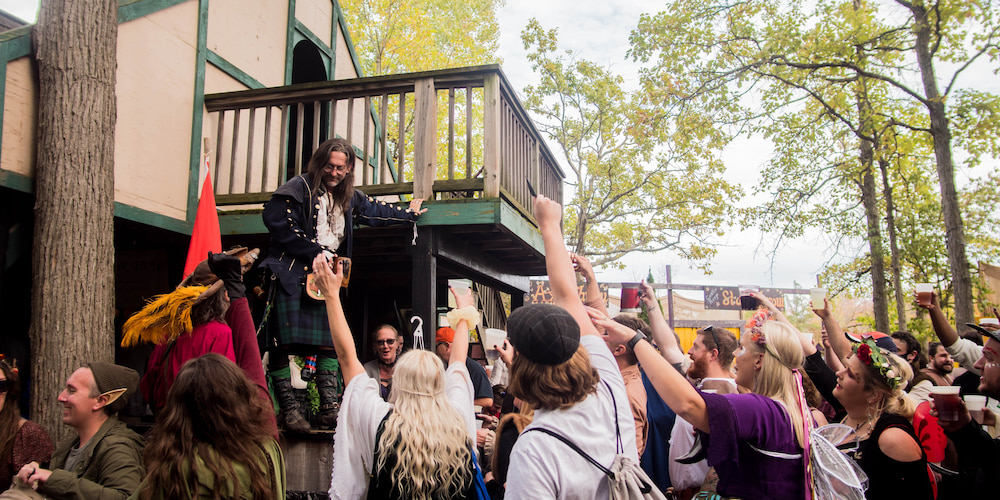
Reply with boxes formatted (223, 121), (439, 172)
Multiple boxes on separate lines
(261, 138), (426, 432)
(908, 341), (954, 403)
(937, 323), (1000, 478)
(668, 326), (738, 499)
(364, 325), (404, 401)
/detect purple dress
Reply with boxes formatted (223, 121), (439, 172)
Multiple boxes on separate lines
(700, 391), (806, 500)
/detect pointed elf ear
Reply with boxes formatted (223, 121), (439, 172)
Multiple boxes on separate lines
(98, 388), (128, 408)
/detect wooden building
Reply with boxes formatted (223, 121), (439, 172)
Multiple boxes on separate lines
(0, 0), (563, 358)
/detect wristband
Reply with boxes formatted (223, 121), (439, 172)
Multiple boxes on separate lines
(627, 330), (646, 350)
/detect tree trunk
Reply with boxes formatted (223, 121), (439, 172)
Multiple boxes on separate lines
(908, 2), (974, 329)
(856, 79), (889, 334)
(860, 160), (890, 335)
(879, 156), (907, 332)
(29, 0), (118, 442)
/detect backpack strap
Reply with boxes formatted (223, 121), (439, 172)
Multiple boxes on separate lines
(523, 427), (612, 477)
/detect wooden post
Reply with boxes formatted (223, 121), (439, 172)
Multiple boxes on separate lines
(412, 227), (437, 350)
(483, 72), (500, 198)
(413, 78), (437, 200)
(666, 265), (675, 330)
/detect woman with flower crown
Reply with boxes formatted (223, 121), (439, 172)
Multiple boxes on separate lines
(595, 304), (814, 499)
(806, 298), (933, 500)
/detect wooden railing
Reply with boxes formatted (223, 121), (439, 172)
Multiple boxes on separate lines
(203, 65), (563, 220)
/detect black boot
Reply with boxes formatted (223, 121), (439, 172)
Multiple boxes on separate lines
(272, 375), (311, 433)
(313, 369), (342, 428)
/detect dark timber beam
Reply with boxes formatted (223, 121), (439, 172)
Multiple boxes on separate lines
(434, 231), (530, 296)
(412, 226), (437, 350)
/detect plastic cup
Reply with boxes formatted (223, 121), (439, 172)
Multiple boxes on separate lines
(448, 279), (472, 308)
(810, 288), (827, 310)
(930, 386), (962, 422)
(621, 283), (641, 312)
(915, 283), (934, 307)
(483, 328), (506, 362)
(738, 285), (760, 310)
(964, 394), (986, 411)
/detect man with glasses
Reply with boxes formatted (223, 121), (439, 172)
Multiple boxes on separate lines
(364, 325), (404, 401)
(261, 137), (427, 432)
(669, 325), (738, 499)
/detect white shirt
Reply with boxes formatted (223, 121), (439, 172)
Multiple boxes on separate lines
(317, 192), (346, 250)
(505, 335), (637, 499)
(668, 378), (738, 490)
(329, 361), (475, 500)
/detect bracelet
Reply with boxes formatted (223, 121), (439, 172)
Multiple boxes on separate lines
(627, 330), (646, 350)
(446, 306), (481, 329)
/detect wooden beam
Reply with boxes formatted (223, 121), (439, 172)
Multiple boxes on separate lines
(434, 231), (530, 294)
(412, 227), (437, 350)
(412, 77), (437, 200)
(482, 72), (500, 198)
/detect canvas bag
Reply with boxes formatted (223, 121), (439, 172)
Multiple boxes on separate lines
(524, 381), (667, 500)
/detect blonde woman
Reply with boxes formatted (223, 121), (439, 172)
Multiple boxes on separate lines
(596, 309), (814, 500)
(314, 254), (479, 500)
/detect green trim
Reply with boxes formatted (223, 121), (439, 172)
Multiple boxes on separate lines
(118, 0), (190, 23)
(0, 169), (33, 193)
(114, 202), (192, 234)
(284, 0), (296, 84)
(185, 0), (209, 225)
(329, 0), (338, 78)
(206, 51), (265, 89)
(498, 200), (544, 254)
(294, 21), (333, 58)
(334, 2), (365, 78)
(219, 210), (267, 234)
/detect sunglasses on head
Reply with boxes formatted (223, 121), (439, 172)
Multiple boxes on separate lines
(703, 326), (721, 351)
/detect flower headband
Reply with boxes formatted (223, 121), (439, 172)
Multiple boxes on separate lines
(746, 309), (773, 348)
(854, 338), (901, 390)
(745, 309), (794, 369)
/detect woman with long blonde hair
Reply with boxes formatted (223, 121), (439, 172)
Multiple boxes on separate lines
(597, 307), (814, 500)
(314, 255), (479, 500)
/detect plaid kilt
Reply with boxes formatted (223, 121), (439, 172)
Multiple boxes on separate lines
(271, 286), (334, 347)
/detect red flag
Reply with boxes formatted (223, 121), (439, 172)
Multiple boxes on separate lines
(183, 168), (222, 278)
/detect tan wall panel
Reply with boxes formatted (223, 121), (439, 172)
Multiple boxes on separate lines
(1, 57), (37, 178)
(295, 0), (333, 47)
(207, 0), (287, 88)
(115, 2), (199, 220)
(333, 24), (360, 80)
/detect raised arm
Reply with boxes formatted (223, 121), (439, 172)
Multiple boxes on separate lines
(448, 286), (475, 367)
(640, 281), (684, 365)
(313, 254), (365, 385)
(918, 292), (959, 347)
(572, 253), (608, 318)
(535, 195), (599, 337)
(813, 298), (850, 363)
(753, 290), (817, 357)
(592, 311), (709, 432)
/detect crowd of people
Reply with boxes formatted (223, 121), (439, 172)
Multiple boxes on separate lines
(2, 139), (998, 500)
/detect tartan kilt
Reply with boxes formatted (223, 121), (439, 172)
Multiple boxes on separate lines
(271, 285), (334, 347)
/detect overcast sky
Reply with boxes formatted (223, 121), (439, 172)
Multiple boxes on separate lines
(4, 0), (994, 297)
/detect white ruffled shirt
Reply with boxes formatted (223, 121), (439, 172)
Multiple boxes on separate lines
(317, 191), (346, 251)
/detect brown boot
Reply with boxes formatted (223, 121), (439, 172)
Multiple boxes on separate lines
(272, 375), (311, 433)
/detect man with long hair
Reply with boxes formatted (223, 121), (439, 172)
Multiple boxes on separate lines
(260, 138), (426, 432)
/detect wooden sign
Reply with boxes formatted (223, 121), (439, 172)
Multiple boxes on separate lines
(527, 280), (609, 306)
(703, 286), (785, 310)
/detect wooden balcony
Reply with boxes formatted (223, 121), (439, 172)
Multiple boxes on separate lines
(205, 65), (565, 336)
(205, 64), (564, 280)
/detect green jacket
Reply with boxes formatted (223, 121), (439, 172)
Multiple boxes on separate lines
(41, 416), (145, 500)
(128, 438), (285, 499)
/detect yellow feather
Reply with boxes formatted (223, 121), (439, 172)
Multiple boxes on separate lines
(120, 286), (208, 347)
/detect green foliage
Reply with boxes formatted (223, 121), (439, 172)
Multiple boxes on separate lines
(629, 0), (1000, 326)
(521, 19), (741, 270)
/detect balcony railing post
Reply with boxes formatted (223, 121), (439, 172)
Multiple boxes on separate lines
(483, 72), (500, 198)
(413, 77), (437, 200)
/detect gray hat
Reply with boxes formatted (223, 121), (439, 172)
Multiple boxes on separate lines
(966, 323), (1000, 345)
(507, 304), (580, 365)
(87, 362), (139, 413)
